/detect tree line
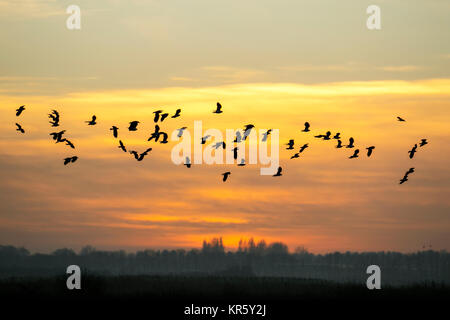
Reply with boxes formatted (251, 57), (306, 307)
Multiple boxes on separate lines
(1, 238), (448, 285)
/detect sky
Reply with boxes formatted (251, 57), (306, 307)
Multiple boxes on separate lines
(0, 0), (449, 253)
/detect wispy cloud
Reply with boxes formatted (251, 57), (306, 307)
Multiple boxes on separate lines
(377, 65), (423, 72)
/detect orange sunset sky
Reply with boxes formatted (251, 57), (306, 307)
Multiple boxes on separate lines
(0, 0), (449, 253)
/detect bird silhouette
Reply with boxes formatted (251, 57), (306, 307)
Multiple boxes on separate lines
(232, 147), (239, 160)
(237, 159), (246, 166)
(160, 113), (169, 122)
(290, 153), (299, 159)
(153, 110), (163, 122)
(336, 140), (343, 148)
(408, 144), (418, 159)
(172, 109), (181, 118)
(148, 125), (168, 143)
(140, 148), (152, 157)
(286, 139), (295, 150)
(15, 123), (25, 133)
(64, 139), (75, 149)
(213, 142), (226, 149)
(128, 121), (140, 131)
(177, 127), (187, 138)
(243, 124), (255, 140)
(130, 148), (152, 161)
(86, 115), (97, 125)
(399, 167), (415, 185)
(346, 137), (355, 148)
(184, 156), (191, 168)
(262, 129), (272, 142)
(222, 171), (231, 182)
(201, 135), (211, 144)
(130, 151), (140, 161)
(419, 139), (428, 147)
(366, 146), (375, 157)
(333, 132), (341, 139)
(234, 131), (242, 143)
(48, 110), (60, 127)
(399, 176), (408, 184)
(349, 149), (359, 159)
(118, 140), (127, 152)
(314, 131), (331, 140)
(63, 156), (78, 165)
(110, 126), (119, 138)
(214, 102), (223, 114)
(302, 122), (310, 132)
(16, 106), (25, 116)
(273, 166), (282, 177)
(397, 116), (406, 122)
(50, 130), (66, 143)
(299, 143), (308, 153)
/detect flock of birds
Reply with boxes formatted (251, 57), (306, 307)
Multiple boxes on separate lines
(14, 104), (428, 184)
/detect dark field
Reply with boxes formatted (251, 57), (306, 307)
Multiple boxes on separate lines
(1, 275), (448, 318)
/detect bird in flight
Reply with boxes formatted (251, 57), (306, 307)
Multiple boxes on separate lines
(64, 139), (75, 149)
(130, 148), (152, 161)
(184, 157), (191, 168)
(153, 110), (163, 122)
(50, 130), (66, 143)
(86, 115), (97, 125)
(336, 140), (343, 148)
(302, 122), (310, 132)
(148, 125), (169, 143)
(118, 140), (127, 152)
(290, 153), (300, 159)
(408, 144), (418, 159)
(128, 121), (140, 131)
(419, 139), (428, 147)
(399, 168), (415, 184)
(349, 149), (359, 159)
(262, 129), (272, 142)
(63, 156), (78, 165)
(172, 109), (181, 118)
(333, 132), (341, 139)
(15, 123), (25, 133)
(366, 146), (375, 157)
(346, 137), (355, 148)
(399, 175), (408, 184)
(222, 171), (231, 182)
(234, 131), (242, 143)
(286, 139), (295, 150)
(177, 127), (187, 138)
(214, 102), (223, 114)
(110, 126), (119, 138)
(315, 131), (331, 140)
(201, 135), (211, 144)
(299, 143), (308, 153)
(273, 166), (282, 177)
(16, 106), (26, 116)
(48, 110), (60, 127)
(213, 142), (226, 149)
(160, 113), (169, 122)
(323, 131), (332, 140)
(243, 124), (255, 140)
(397, 116), (406, 122)
(233, 147), (239, 160)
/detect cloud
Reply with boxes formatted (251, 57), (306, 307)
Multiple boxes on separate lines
(0, 79), (449, 252)
(378, 65), (423, 72)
